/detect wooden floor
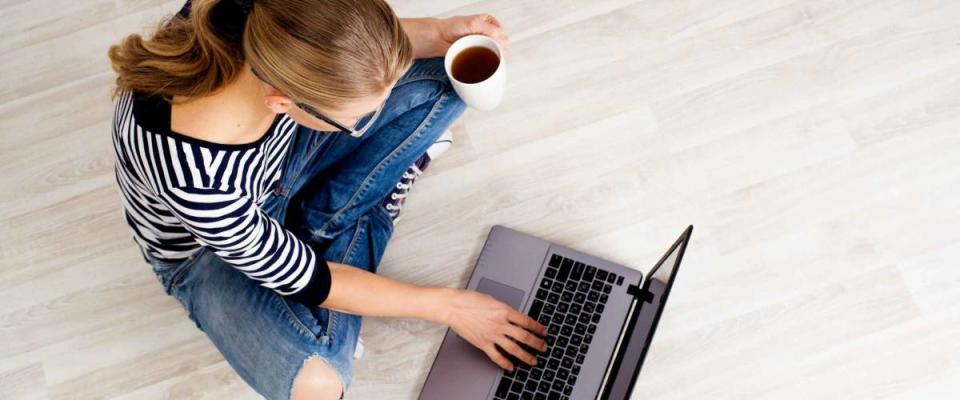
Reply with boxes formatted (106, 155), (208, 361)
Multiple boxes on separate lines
(3, 0), (959, 398)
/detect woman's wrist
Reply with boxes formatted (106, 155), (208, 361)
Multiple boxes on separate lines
(416, 287), (459, 325)
(400, 17), (444, 59)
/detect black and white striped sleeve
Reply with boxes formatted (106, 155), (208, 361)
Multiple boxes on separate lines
(158, 184), (331, 305)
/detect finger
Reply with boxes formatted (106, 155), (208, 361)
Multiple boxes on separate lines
(507, 325), (547, 352)
(507, 310), (547, 336)
(485, 344), (515, 371)
(472, 14), (506, 39)
(484, 14), (502, 28)
(497, 335), (537, 366)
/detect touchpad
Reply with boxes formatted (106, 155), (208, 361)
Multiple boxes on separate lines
(419, 278), (526, 400)
(477, 278), (525, 310)
(456, 278), (526, 341)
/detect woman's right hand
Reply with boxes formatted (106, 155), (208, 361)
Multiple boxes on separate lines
(440, 288), (549, 371)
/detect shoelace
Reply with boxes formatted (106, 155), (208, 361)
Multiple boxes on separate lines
(384, 165), (423, 213)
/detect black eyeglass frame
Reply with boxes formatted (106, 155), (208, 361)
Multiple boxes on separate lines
(250, 67), (386, 137)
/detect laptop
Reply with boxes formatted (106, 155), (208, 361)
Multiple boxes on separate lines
(420, 224), (692, 400)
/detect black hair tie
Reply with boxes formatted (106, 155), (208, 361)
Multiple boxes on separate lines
(233, 0), (254, 15)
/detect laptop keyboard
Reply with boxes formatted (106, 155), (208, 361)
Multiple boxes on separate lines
(493, 254), (624, 400)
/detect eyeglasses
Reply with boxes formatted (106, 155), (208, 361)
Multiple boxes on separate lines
(251, 67), (385, 137)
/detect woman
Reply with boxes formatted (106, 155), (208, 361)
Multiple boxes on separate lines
(107, 0), (546, 398)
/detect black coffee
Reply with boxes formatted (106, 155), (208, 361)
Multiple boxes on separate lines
(451, 46), (499, 84)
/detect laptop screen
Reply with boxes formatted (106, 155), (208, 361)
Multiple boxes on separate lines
(600, 226), (690, 400)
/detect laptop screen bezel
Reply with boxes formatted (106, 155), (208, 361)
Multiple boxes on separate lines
(598, 225), (692, 400)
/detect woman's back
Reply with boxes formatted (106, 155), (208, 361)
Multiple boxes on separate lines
(111, 89), (326, 299)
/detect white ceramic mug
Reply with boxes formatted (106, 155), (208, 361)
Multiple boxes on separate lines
(444, 35), (506, 111)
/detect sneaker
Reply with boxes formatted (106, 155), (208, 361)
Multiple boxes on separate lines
(379, 130), (453, 224)
(354, 337), (365, 360)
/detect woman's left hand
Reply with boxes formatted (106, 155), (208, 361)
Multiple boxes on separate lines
(402, 15), (511, 59)
(436, 14), (510, 56)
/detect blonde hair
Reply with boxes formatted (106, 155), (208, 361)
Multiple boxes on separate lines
(108, 0), (413, 108)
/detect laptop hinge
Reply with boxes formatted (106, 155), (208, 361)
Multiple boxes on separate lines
(627, 283), (655, 303)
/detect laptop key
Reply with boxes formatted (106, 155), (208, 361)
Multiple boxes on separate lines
(574, 323), (586, 335)
(535, 393), (547, 400)
(539, 279), (552, 289)
(552, 380), (565, 392)
(596, 304), (604, 313)
(508, 394), (519, 400)
(531, 369), (542, 380)
(536, 289), (547, 300)
(587, 292), (599, 302)
(559, 258), (573, 281)
(583, 302), (594, 313)
(543, 370), (555, 381)
(497, 378), (511, 397)
(616, 276), (624, 285)
(584, 334), (593, 344)
(561, 292), (573, 302)
(544, 267), (557, 279)
(603, 284), (612, 294)
(522, 391), (533, 400)
(571, 262), (584, 280)
(584, 265), (596, 282)
(587, 324), (596, 334)
(557, 302), (569, 313)
(599, 294), (608, 304)
(596, 270), (608, 282)
(561, 356), (574, 368)
(548, 392), (561, 400)
(574, 293), (586, 303)
(592, 313), (601, 323)
(591, 280), (604, 291)
(548, 293), (560, 303)
(607, 273), (617, 284)
(552, 281), (564, 292)
(548, 359), (560, 369)
(569, 304), (581, 314)
(538, 381), (551, 392)
(543, 304), (555, 315)
(512, 381), (524, 393)
(539, 315), (551, 326)
(528, 300), (544, 320)
(524, 380), (537, 392)
(549, 254), (562, 267)
(570, 334), (582, 346)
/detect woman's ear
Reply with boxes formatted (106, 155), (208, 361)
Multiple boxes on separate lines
(262, 85), (294, 114)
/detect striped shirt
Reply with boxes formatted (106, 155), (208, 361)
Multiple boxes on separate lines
(111, 90), (330, 304)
